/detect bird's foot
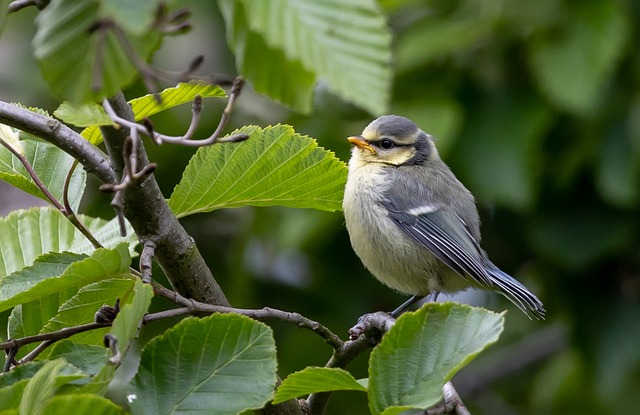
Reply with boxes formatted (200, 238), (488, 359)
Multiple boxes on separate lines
(348, 311), (396, 343)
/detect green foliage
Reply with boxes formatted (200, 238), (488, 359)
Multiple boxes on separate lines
(33, 0), (161, 103)
(0, 133), (86, 211)
(77, 81), (227, 144)
(129, 313), (277, 415)
(275, 304), (504, 414)
(168, 125), (348, 217)
(219, 0), (392, 114)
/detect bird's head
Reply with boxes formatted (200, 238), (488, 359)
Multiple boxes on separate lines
(347, 115), (437, 167)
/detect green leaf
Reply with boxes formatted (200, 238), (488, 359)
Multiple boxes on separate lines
(20, 359), (85, 415)
(79, 80), (227, 144)
(41, 395), (123, 415)
(0, 138), (86, 211)
(41, 278), (135, 345)
(0, 362), (46, 389)
(47, 341), (109, 376)
(168, 125), (348, 217)
(0, 244), (131, 313)
(53, 102), (112, 128)
(220, 0), (391, 115)
(273, 367), (367, 404)
(0, 0), (9, 37)
(33, 0), (161, 103)
(368, 303), (504, 415)
(109, 279), (153, 357)
(130, 313), (277, 415)
(528, 1), (630, 115)
(0, 207), (137, 278)
(218, 0), (315, 113)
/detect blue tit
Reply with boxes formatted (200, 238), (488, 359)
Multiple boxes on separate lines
(343, 115), (545, 319)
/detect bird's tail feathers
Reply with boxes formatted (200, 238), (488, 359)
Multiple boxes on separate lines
(485, 266), (545, 320)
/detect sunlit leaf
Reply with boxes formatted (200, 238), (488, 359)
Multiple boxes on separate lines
(0, 243), (131, 312)
(0, 207), (136, 279)
(368, 303), (504, 415)
(130, 313), (277, 415)
(168, 125), (348, 217)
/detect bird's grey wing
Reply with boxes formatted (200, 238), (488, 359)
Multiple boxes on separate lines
(380, 198), (493, 287)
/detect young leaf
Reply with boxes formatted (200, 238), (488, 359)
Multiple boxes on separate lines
(219, 0), (392, 115)
(273, 367), (367, 404)
(0, 139), (86, 211)
(168, 125), (348, 217)
(108, 279), (153, 358)
(0, 244), (131, 313)
(0, 207), (136, 278)
(368, 303), (504, 415)
(80, 80), (226, 144)
(129, 313), (277, 415)
(33, 0), (161, 103)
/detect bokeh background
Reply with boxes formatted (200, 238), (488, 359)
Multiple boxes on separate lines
(1, 1), (639, 414)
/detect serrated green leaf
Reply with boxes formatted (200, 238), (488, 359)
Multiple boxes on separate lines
(528, 1), (630, 115)
(0, 362), (46, 389)
(168, 125), (348, 217)
(0, 244), (131, 313)
(42, 278), (135, 345)
(80, 80), (227, 144)
(41, 395), (123, 415)
(218, 1), (315, 113)
(273, 367), (366, 404)
(368, 303), (504, 415)
(20, 359), (85, 415)
(0, 207), (137, 279)
(221, 0), (391, 115)
(0, 138), (86, 211)
(130, 313), (277, 415)
(33, 0), (161, 103)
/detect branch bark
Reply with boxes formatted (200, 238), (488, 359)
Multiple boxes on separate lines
(99, 93), (230, 306)
(0, 100), (115, 184)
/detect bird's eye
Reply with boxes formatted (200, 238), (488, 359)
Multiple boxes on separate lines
(379, 139), (394, 149)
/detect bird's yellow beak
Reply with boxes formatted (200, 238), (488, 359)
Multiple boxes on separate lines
(347, 136), (376, 154)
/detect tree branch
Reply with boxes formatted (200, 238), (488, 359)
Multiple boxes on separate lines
(99, 93), (230, 306)
(0, 101), (115, 184)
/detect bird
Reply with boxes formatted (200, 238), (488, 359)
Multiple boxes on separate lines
(342, 115), (545, 319)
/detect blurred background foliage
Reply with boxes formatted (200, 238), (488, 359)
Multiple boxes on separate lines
(1, 0), (640, 413)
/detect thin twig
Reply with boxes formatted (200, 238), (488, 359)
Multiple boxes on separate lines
(0, 138), (104, 248)
(8, 0), (49, 13)
(101, 76), (249, 147)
